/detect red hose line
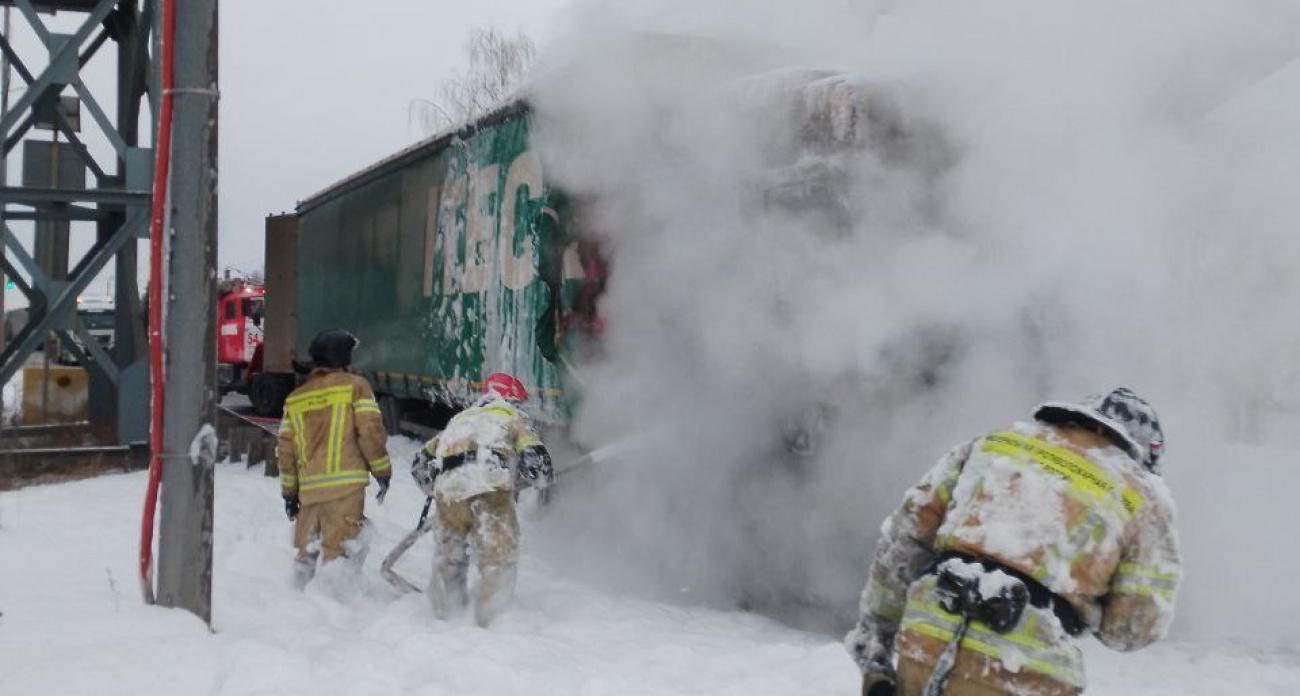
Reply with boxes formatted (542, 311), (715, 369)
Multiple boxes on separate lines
(140, 0), (175, 604)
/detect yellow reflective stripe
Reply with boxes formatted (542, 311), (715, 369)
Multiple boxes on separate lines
(280, 471), (298, 489)
(370, 456), (392, 472)
(1112, 582), (1174, 600)
(908, 600), (1053, 651)
(278, 417), (293, 434)
(515, 432), (541, 451)
(903, 603), (1082, 685)
(864, 575), (907, 622)
(355, 406), (381, 415)
(298, 470), (371, 491)
(1118, 562), (1177, 582)
(1112, 563), (1177, 599)
(905, 622), (1079, 684)
(286, 384), (354, 411)
(355, 397), (381, 416)
(471, 405), (517, 418)
(983, 432), (1145, 516)
(328, 403), (346, 474)
(291, 411), (307, 473)
(935, 481), (953, 506)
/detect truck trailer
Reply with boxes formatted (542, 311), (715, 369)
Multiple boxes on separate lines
(250, 102), (601, 429)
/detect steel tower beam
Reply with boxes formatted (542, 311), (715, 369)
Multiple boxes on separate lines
(0, 0), (152, 444)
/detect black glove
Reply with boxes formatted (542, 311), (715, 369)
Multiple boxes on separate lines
(519, 446), (554, 489)
(847, 621), (896, 696)
(411, 450), (439, 496)
(375, 476), (391, 504)
(284, 495), (300, 521)
(862, 672), (896, 696)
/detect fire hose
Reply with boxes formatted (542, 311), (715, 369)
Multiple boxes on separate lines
(380, 436), (638, 593)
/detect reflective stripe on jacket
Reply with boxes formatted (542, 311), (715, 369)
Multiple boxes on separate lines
(277, 369), (391, 505)
(847, 420), (1181, 690)
(898, 573), (1085, 689)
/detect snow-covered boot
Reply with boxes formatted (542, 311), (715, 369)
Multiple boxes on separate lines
(475, 562), (517, 627)
(430, 560), (469, 619)
(293, 557), (317, 589)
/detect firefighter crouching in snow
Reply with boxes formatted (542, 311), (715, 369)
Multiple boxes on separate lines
(410, 372), (554, 627)
(276, 328), (392, 586)
(846, 388), (1180, 696)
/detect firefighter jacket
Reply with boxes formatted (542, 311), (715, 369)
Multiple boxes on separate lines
(417, 394), (545, 503)
(847, 420), (1181, 692)
(277, 369), (392, 506)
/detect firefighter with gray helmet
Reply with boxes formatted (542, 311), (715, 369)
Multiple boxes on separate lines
(846, 388), (1180, 696)
(411, 372), (554, 627)
(276, 328), (392, 586)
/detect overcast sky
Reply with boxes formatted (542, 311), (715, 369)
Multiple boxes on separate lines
(219, 0), (576, 275)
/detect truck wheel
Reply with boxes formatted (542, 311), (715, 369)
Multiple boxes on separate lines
(249, 372), (294, 418)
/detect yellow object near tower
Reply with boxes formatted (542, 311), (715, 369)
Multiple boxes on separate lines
(20, 365), (89, 425)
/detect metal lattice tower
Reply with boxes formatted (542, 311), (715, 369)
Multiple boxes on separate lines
(0, 0), (154, 446)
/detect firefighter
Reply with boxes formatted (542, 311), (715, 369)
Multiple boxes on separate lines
(846, 388), (1180, 696)
(276, 328), (392, 586)
(410, 372), (554, 627)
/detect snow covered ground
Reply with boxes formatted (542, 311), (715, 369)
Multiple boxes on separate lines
(0, 438), (1296, 695)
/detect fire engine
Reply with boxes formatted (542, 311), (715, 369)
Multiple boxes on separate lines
(216, 277), (265, 396)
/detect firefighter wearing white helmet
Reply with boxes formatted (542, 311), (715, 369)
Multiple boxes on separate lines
(846, 387), (1180, 696)
(410, 372), (553, 626)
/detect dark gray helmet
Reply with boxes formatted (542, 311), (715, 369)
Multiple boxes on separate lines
(308, 328), (359, 369)
(1034, 387), (1165, 474)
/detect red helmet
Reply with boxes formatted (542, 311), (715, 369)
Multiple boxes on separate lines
(484, 372), (528, 402)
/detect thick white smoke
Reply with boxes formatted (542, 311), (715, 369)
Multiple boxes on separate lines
(529, 0), (1300, 643)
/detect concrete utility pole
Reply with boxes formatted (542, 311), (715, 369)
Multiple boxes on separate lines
(156, 0), (219, 623)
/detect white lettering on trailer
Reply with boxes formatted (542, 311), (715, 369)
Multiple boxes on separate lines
(463, 163), (500, 294)
(431, 150), (547, 296)
(422, 182), (442, 298)
(501, 151), (542, 291)
(439, 173), (468, 294)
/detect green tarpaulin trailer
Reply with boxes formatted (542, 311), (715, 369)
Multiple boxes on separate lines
(253, 103), (601, 429)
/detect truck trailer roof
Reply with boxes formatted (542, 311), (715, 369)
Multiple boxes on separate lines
(295, 100), (529, 216)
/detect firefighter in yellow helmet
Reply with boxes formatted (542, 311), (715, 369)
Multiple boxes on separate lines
(410, 372), (553, 627)
(276, 328), (392, 586)
(846, 388), (1180, 696)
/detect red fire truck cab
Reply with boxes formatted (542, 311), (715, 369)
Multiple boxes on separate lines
(217, 280), (266, 395)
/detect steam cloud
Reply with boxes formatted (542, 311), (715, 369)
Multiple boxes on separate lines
(529, 0), (1300, 643)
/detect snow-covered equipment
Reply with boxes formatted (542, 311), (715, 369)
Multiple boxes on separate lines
(380, 496), (436, 593)
(922, 608), (970, 696)
(517, 445), (554, 489)
(1033, 387), (1165, 473)
(923, 557), (1029, 696)
(411, 449), (438, 496)
(933, 558), (1029, 635)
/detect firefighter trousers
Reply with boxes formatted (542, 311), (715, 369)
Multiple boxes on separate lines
(292, 488), (366, 584)
(431, 489), (519, 627)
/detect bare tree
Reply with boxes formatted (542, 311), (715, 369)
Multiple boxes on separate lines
(411, 26), (536, 135)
